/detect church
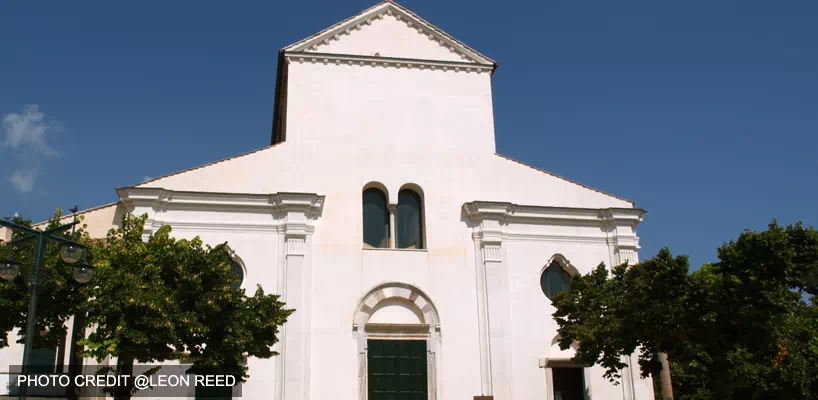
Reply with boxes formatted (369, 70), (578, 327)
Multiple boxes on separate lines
(1, 1), (653, 399)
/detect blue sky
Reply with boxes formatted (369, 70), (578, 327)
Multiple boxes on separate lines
(1, 0), (816, 270)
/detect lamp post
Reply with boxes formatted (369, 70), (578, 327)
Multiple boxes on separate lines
(0, 207), (95, 400)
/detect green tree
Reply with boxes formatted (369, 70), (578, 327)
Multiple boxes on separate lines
(0, 210), (93, 352)
(81, 213), (292, 400)
(552, 221), (818, 399)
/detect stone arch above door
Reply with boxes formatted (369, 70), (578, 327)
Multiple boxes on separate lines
(352, 282), (441, 400)
(352, 282), (440, 330)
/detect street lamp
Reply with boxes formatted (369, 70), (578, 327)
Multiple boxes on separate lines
(59, 243), (83, 264)
(0, 259), (22, 280)
(72, 263), (94, 284)
(57, 241), (95, 283)
(0, 206), (95, 400)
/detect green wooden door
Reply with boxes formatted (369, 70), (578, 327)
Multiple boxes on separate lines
(367, 340), (428, 400)
(195, 383), (232, 400)
(552, 367), (585, 400)
(29, 346), (57, 374)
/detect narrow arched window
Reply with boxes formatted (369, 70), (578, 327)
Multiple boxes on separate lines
(363, 188), (390, 248)
(540, 261), (572, 299)
(230, 261), (244, 290)
(397, 189), (424, 249)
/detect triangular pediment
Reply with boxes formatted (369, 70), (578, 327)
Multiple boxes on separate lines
(282, 1), (495, 66)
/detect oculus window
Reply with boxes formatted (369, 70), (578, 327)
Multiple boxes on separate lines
(540, 261), (572, 299)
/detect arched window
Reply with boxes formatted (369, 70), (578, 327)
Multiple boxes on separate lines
(396, 189), (424, 249)
(363, 187), (390, 248)
(230, 261), (244, 290)
(540, 261), (572, 299)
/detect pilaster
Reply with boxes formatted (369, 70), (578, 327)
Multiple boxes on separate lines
(282, 233), (309, 400)
(273, 194), (323, 400)
(601, 209), (642, 400)
(464, 202), (513, 399)
(471, 234), (494, 396)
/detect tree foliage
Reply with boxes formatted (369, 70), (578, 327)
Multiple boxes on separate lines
(0, 209), (93, 351)
(1, 211), (292, 400)
(552, 221), (818, 399)
(81, 213), (292, 399)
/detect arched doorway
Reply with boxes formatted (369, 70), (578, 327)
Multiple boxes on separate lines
(353, 283), (441, 400)
(540, 336), (590, 400)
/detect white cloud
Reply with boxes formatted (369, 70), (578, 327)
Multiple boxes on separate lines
(3, 105), (59, 156)
(142, 176), (152, 181)
(9, 170), (36, 193)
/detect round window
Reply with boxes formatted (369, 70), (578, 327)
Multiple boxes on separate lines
(540, 261), (572, 299)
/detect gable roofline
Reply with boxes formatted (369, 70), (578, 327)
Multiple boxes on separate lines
(281, 1), (497, 67)
(281, 1), (387, 52)
(271, 1), (498, 144)
(31, 201), (121, 228)
(494, 153), (635, 205)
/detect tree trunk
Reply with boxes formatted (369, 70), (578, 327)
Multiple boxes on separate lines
(658, 353), (673, 400)
(113, 355), (135, 400)
(66, 311), (87, 400)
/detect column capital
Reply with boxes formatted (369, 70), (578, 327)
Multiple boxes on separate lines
(286, 236), (306, 257)
(482, 243), (502, 263)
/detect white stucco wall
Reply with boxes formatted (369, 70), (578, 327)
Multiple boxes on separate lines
(0, 2), (651, 399)
(136, 63), (630, 210)
(122, 58), (644, 400)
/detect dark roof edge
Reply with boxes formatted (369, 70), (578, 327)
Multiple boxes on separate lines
(271, 49), (287, 145)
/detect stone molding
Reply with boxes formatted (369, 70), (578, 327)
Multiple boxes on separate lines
(285, 52), (493, 74)
(463, 201), (644, 224)
(117, 187), (325, 236)
(117, 187), (324, 216)
(463, 201), (644, 250)
(282, 2), (495, 67)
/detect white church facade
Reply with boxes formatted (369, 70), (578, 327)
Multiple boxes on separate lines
(1, 2), (653, 399)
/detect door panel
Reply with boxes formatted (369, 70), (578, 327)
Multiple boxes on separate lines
(368, 340), (428, 400)
(552, 367), (584, 400)
(29, 346), (57, 374)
